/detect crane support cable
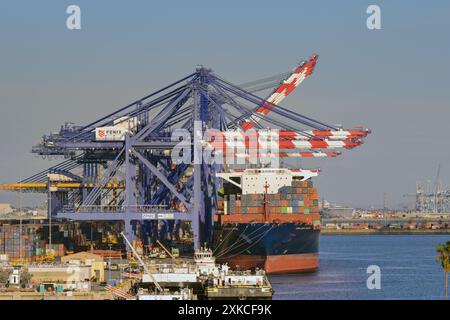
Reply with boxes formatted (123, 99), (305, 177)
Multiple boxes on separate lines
(120, 232), (163, 292)
(212, 74), (337, 130)
(212, 79), (330, 132)
(69, 72), (197, 141)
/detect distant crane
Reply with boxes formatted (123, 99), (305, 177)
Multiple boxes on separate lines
(403, 165), (450, 213)
(434, 164), (441, 213)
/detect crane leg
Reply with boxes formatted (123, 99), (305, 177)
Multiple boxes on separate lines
(124, 219), (135, 255)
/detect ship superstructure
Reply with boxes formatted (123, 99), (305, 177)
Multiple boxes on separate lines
(214, 168), (321, 273)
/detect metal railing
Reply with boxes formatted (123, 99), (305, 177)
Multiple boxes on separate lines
(62, 205), (172, 213)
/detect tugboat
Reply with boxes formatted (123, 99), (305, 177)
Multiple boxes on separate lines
(195, 247), (273, 300)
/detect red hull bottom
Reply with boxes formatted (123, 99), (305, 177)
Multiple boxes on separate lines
(221, 253), (319, 274)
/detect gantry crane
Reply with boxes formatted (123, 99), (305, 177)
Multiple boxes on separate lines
(0, 54), (370, 251)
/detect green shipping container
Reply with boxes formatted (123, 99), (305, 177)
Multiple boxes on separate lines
(304, 209), (310, 214)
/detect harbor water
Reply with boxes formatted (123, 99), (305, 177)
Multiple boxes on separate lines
(271, 235), (449, 300)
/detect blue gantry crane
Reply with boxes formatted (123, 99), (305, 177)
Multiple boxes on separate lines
(0, 57), (370, 251)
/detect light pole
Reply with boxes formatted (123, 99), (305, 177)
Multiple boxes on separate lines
(19, 176), (23, 263)
(19, 217), (22, 263)
(108, 244), (112, 282)
(47, 178), (52, 252)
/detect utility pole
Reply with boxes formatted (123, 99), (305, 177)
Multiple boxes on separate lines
(19, 177), (22, 263)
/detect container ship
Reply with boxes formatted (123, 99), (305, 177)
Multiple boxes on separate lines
(213, 168), (321, 274)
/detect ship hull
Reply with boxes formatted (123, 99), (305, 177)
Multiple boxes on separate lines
(213, 223), (320, 274)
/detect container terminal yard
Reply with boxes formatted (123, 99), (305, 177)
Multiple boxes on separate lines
(0, 55), (371, 299)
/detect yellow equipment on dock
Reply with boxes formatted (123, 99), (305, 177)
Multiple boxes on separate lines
(0, 182), (124, 192)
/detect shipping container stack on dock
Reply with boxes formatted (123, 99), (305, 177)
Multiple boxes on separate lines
(0, 222), (122, 262)
(0, 225), (64, 261)
(0, 225), (39, 261)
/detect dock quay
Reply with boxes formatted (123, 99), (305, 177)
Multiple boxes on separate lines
(0, 239), (274, 300)
(0, 290), (113, 300)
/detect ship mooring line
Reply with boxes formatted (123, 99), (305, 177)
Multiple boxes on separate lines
(214, 223), (267, 258)
(213, 224), (248, 255)
(215, 223), (272, 259)
(218, 225), (275, 261)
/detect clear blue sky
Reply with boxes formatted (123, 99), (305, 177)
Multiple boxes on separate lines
(0, 1), (449, 208)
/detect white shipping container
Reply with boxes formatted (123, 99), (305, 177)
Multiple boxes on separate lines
(95, 127), (129, 141)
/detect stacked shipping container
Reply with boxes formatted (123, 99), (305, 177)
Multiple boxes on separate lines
(214, 176), (322, 274)
(218, 180), (319, 215)
(0, 225), (39, 260)
(0, 225), (66, 260)
(0, 221), (123, 261)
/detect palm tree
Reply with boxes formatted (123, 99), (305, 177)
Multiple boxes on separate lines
(436, 241), (450, 300)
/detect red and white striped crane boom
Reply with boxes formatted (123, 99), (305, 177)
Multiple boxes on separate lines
(241, 53), (319, 131)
